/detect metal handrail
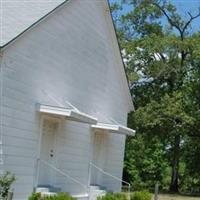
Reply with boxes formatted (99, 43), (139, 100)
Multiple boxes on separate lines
(37, 159), (88, 192)
(90, 162), (131, 200)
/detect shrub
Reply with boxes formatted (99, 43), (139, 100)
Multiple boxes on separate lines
(113, 193), (127, 200)
(28, 192), (75, 200)
(0, 171), (16, 199)
(28, 192), (42, 200)
(53, 193), (74, 200)
(131, 191), (152, 200)
(97, 193), (127, 200)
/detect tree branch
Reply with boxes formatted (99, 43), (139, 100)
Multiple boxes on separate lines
(152, 3), (182, 35)
(182, 11), (200, 36)
(153, 3), (200, 40)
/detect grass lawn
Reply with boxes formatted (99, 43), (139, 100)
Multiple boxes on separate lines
(158, 194), (200, 200)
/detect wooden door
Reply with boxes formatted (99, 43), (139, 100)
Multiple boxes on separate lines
(38, 118), (58, 186)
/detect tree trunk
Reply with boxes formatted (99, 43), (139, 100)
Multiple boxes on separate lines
(170, 134), (180, 193)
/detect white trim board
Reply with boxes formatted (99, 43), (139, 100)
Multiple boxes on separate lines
(91, 123), (135, 136)
(36, 104), (98, 124)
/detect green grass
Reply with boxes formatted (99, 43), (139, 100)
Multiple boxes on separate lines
(158, 194), (200, 200)
(122, 192), (200, 200)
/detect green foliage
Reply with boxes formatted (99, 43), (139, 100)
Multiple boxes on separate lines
(132, 92), (195, 137)
(54, 193), (74, 200)
(111, 0), (200, 194)
(97, 193), (127, 200)
(124, 135), (168, 190)
(181, 138), (200, 193)
(131, 191), (152, 200)
(0, 171), (16, 199)
(28, 192), (42, 200)
(28, 193), (75, 200)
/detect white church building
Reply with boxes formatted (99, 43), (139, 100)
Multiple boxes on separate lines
(0, 0), (135, 200)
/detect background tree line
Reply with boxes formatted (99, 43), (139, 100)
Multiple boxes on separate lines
(110, 0), (200, 194)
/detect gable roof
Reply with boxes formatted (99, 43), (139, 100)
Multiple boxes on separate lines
(0, 0), (67, 48)
(0, 0), (134, 111)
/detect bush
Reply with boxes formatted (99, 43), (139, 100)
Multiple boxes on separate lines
(0, 171), (16, 199)
(97, 193), (127, 200)
(28, 192), (42, 200)
(131, 191), (152, 200)
(28, 192), (75, 200)
(54, 193), (74, 200)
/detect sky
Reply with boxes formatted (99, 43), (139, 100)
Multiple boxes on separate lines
(109, 0), (200, 33)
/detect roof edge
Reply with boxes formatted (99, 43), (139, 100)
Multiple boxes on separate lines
(106, 0), (134, 112)
(0, 0), (69, 50)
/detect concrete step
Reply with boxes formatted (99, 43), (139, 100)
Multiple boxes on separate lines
(89, 184), (107, 200)
(90, 185), (107, 192)
(36, 187), (90, 200)
(89, 189), (106, 200)
(35, 185), (107, 200)
(72, 193), (89, 200)
(35, 187), (50, 193)
(41, 192), (57, 197)
(90, 189), (106, 194)
(36, 186), (61, 193)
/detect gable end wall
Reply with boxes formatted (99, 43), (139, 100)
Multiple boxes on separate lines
(1, 0), (130, 199)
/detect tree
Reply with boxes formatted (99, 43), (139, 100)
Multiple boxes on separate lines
(111, 0), (200, 192)
(129, 91), (195, 192)
(124, 134), (168, 190)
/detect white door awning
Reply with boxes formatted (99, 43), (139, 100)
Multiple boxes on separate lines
(91, 123), (135, 136)
(37, 104), (98, 124)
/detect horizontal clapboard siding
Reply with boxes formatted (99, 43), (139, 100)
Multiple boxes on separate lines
(104, 134), (126, 192)
(1, 0), (130, 199)
(55, 121), (91, 194)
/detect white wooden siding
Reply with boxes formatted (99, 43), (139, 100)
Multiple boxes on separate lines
(55, 120), (92, 195)
(1, 0), (130, 199)
(103, 133), (126, 192)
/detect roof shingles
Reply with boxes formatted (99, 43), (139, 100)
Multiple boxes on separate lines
(0, 0), (65, 47)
